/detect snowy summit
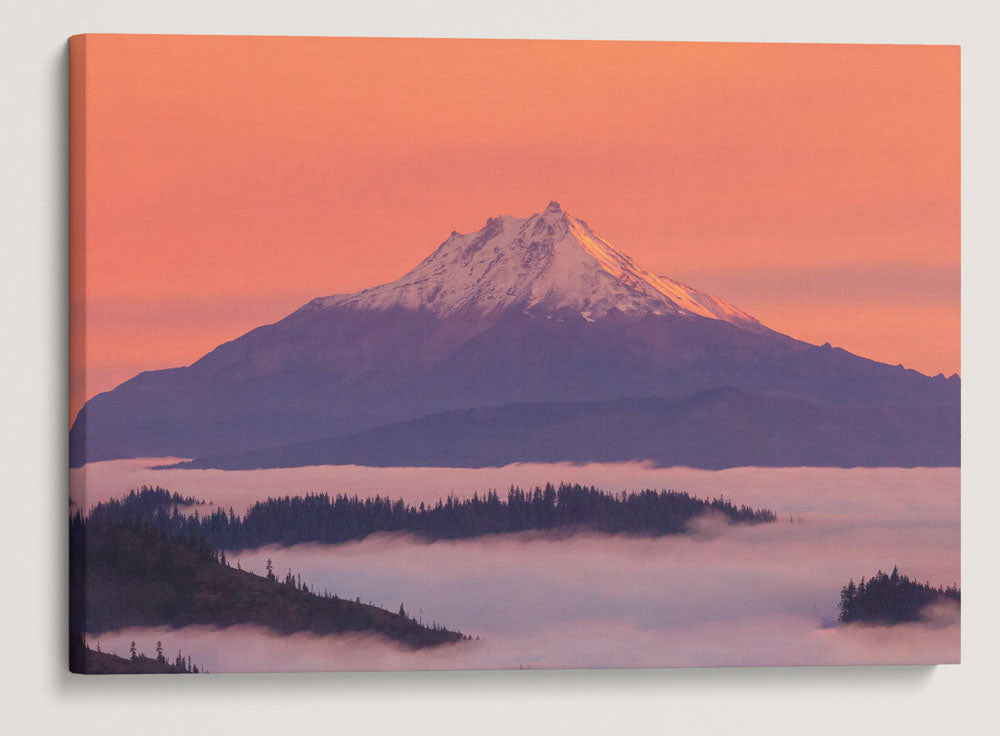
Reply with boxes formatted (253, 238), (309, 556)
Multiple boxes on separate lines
(309, 202), (765, 332)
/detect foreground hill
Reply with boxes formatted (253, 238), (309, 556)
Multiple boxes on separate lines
(70, 514), (465, 649)
(174, 386), (960, 470)
(70, 202), (958, 466)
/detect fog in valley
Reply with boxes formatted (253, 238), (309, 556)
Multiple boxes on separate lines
(76, 461), (959, 670)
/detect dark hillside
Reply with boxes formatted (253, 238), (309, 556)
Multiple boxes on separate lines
(70, 513), (464, 649)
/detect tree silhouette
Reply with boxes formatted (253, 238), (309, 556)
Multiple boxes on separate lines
(839, 568), (960, 624)
(82, 484), (776, 551)
(69, 510), (465, 651)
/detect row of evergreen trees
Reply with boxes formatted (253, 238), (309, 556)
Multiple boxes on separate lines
(838, 566), (960, 624)
(85, 484), (776, 551)
(128, 639), (202, 672)
(69, 631), (201, 674)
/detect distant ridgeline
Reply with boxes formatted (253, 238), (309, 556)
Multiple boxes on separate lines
(85, 485), (777, 550)
(70, 501), (466, 661)
(838, 567), (960, 625)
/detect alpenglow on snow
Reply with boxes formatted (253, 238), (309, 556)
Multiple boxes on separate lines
(307, 201), (765, 331)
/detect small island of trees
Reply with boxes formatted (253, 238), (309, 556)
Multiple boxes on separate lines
(838, 567), (960, 625)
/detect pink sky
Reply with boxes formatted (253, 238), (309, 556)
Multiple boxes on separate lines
(71, 36), (959, 419)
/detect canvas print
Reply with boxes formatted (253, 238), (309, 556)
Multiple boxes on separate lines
(68, 35), (960, 673)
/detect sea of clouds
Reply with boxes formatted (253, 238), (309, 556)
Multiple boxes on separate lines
(76, 460), (959, 671)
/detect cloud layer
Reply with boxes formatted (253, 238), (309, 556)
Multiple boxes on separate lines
(81, 462), (959, 671)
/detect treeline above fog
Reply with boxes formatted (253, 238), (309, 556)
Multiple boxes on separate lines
(86, 484), (777, 551)
(838, 567), (960, 625)
(70, 511), (466, 651)
(69, 632), (202, 675)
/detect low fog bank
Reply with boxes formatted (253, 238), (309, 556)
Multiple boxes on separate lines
(91, 505), (958, 669)
(71, 458), (959, 521)
(93, 611), (958, 672)
(230, 516), (958, 634)
(76, 461), (959, 670)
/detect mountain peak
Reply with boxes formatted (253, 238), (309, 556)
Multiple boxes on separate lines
(310, 204), (765, 332)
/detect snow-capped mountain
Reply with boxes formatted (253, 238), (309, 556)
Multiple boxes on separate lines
(69, 202), (959, 467)
(311, 201), (764, 331)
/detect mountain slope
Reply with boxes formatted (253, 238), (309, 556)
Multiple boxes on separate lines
(170, 387), (960, 470)
(70, 513), (464, 648)
(70, 202), (959, 467)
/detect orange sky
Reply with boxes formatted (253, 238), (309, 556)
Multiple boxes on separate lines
(70, 35), (959, 420)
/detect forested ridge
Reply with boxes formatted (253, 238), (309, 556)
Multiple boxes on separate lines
(70, 509), (466, 658)
(838, 567), (960, 625)
(86, 484), (777, 551)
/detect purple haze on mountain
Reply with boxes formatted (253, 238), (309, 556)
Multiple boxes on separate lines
(70, 202), (958, 468)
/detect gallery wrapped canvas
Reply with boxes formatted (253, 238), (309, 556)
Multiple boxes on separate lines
(69, 34), (960, 673)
